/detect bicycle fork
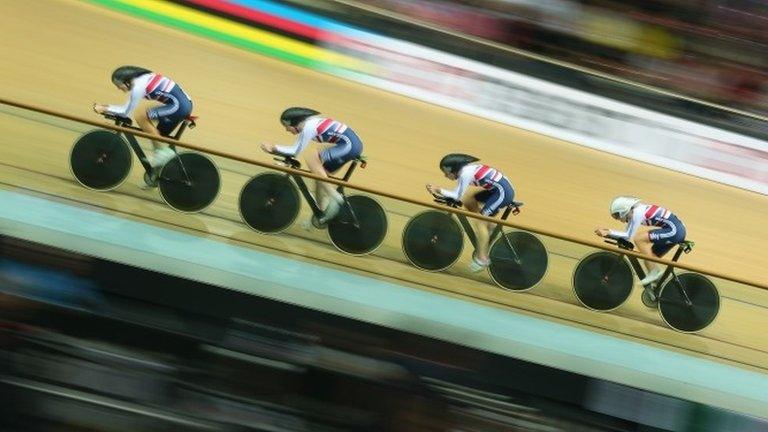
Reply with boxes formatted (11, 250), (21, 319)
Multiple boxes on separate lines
(602, 253), (630, 286)
(291, 174), (323, 216)
(124, 133), (153, 174)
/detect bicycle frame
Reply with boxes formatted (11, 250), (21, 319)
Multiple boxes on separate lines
(455, 206), (512, 250)
(279, 156), (364, 228)
(104, 114), (195, 186)
(454, 205), (524, 264)
(653, 243), (695, 307)
(610, 239), (694, 306)
(105, 116), (153, 174)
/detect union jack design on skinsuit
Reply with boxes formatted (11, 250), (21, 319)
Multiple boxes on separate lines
(472, 165), (504, 189)
(643, 205), (673, 226)
(144, 73), (176, 103)
(315, 118), (349, 144)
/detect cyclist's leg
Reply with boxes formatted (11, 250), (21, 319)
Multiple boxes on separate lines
(314, 137), (361, 222)
(634, 232), (658, 272)
(306, 150), (333, 201)
(637, 220), (683, 284)
(474, 181), (513, 264)
(467, 191), (489, 262)
(145, 91), (191, 167)
(136, 107), (167, 159)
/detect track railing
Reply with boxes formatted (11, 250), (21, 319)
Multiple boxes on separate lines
(0, 96), (764, 291)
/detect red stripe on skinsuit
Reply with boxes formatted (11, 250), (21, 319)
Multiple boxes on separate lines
(316, 118), (333, 134)
(474, 165), (489, 180)
(145, 74), (163, 93)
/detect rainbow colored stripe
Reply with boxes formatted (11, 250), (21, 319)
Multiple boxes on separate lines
(87, 0), (371, 72)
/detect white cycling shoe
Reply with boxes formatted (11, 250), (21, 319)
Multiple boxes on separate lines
(140, 148), (177, 190)
(153, 148), (177, 168)
(469, 254), (491, 273)
(317, 199), (341, 225)
(639, 268), (663, 286)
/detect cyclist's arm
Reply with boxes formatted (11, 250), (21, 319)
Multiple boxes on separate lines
(608, 210), (642, 240)
(106, 76), (149, 117)
(275, 118), (320, 156)
(439, 169), (472, 200)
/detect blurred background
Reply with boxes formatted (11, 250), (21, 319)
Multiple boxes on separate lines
(352, 0), (768, 116)
(2, 0), (768, 430)
(2, 234), (765, 431)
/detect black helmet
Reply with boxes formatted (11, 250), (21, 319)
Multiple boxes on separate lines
(111, 65), (151, 87)
(439, 153), (479, 175)
(280, 107), (320, 127)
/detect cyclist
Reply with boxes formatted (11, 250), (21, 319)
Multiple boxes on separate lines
(260, 107), (363, 225)
(427, 153), (516, 272)
(595, 196), (687, 287)
(93, 65), (193, 187)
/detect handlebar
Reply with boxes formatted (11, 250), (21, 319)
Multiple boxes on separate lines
(427, 189), (462, 208)
(102, 113), (133, 127)
(273, 155), (301, 169)
(604, 238), (635, 250)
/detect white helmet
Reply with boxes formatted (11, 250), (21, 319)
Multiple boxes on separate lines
(610, 196), (640, 221)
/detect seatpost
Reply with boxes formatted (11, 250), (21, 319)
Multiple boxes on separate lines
(341, 161), (358, 181)
(670, 245), (686, 262)
(335, 161), (358, 194)
(173, 121), (188, 140)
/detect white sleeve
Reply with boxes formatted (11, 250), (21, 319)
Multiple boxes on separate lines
(609, 208), (643, 241)
(106, 75), (148, 117)
(439, 167), (473, 201)
(275, 117), (319, 156)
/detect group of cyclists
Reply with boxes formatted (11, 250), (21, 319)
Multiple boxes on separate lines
(95, 65), (688, 297)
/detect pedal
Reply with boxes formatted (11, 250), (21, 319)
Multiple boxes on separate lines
(682, 240), (695, 254)
(641, 286), (659, 308)
(310, 214), (328, 230)
(142, 170), (159, 189)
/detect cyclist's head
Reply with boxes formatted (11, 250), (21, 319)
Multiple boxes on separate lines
(439, 153), (479, 179)
(111, 65), (152, 90)
(610, 196), (641, 221)
(280, 107), (320, 129)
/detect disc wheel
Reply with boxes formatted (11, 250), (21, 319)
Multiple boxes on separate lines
(402, 211), (463, 271)
(158, 153), (220, 212)
(69, 130), (132, 191)
(573, 251), (633, 311)
(488, 231), (548, 291)
(327, 195), (388, 255)
(239, 173), (300, 233)
(658, 273), (720, 333)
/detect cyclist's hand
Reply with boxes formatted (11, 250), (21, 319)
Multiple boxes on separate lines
(260, 142), (276, 154)
(594, 228), (610, 237)
(426, 184), (440, 196)
(93, 103), (108, 114)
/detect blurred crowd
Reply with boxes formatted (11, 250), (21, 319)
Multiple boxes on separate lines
(358, 0), (768, 116)
(0, 236), (636, 431)
(5, 235), (760, 431)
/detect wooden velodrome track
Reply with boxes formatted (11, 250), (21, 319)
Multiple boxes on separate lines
(2, 0), (768, 372)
